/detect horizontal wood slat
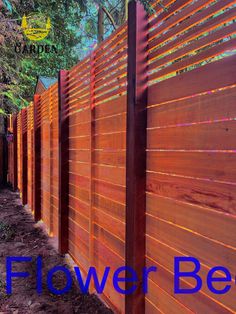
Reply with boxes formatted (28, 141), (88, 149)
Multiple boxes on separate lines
(147, 151), (236, 182)
(147, 86), (236, 128)
(148, 120), (236, 150)
(148, 55), (236, 104)
(146, 171), (236, 216)
(149, 23), (236, 73)
(147, 191), (236, 248)
(149, 4), (236, 60)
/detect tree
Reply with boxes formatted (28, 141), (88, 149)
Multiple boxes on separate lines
(0, 0), (156, 114)
(0, 0), (87, 114)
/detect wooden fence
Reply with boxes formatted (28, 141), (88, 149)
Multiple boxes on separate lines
(7, 0), (236, 313)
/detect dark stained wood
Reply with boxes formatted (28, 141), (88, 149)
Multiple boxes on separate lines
(58, 70), (69, 254)
(13, 114), (18, 190)
(89, 50), (95, 273)
(33, 95), (41, 221)
(125, 1), (148, 313)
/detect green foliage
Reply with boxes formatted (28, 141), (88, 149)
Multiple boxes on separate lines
(0, 108), (7, 116)
(1, 0), (154, 113)
(1, 0), (86, 113)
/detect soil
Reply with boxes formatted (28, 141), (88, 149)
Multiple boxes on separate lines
(0, 189), (114, 314)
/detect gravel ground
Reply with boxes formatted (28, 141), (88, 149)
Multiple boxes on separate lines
(0, 189), (113, 314)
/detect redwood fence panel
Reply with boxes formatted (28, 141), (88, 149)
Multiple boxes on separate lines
(27, 103), (34, 210)
(16, 112), (22, 194)
(50, 83), (59, 238)
(7, 0), (236, 313)
(66, 58), (91, 275)
(40, 89), (51, 231)
(92, 20), (128, 309)
(21, 108), (28, 205)
(33, 94), (42, 221)
(13, 115), (18, 190)
(145, 0), (236, 313)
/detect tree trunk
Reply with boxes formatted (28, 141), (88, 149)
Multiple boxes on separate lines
(97, 6), (104, 43)
(123, 0), (128, 22)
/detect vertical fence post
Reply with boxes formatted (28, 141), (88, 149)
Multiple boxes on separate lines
(31, 104), (34, 212)
(17, 113), (21, 193)
(125, 1), (148, 313)
(20, 111), (23, 198)
(21, 109), (28, 205)
(58, 70), (69, 254)
(89, 51), (96, 279)
(33, 95), (41, 221)
(13, 114), (18, 190)
(2, 117), (8, 186)
(49, 88), (53, 235)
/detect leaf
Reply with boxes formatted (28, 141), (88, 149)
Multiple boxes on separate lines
(0, 108), (6, 116)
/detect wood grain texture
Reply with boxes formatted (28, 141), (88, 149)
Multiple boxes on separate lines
(146, 171), (236, 216)
(146, 279), (193, 314)
(145, 257), (233, 314)
(147, 120), (236, 150)
(146, 237), (236, 312)
(147, 86), (236, 126)
(148, 55), (236, 105)
(146, 191), (236, 248)
(147, 151), (236, 182)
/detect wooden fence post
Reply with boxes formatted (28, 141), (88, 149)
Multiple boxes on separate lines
(31, 104), (34, 213)
(125, 1), (148, 313)
(13, 114), (18, 190)
(49, 87), (53, 235)
(2, 117), (8, 186)
(17, 113), (22, 193)
(89, 51), (96, 279)
(21, 108), (28, 205)
(58, 70), (69, 254)
(33, 94), (41, 221)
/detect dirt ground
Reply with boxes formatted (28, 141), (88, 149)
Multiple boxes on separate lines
(0, 189), (113, 314)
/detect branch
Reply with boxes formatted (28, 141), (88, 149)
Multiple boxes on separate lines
(102, 6), (117, 29)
